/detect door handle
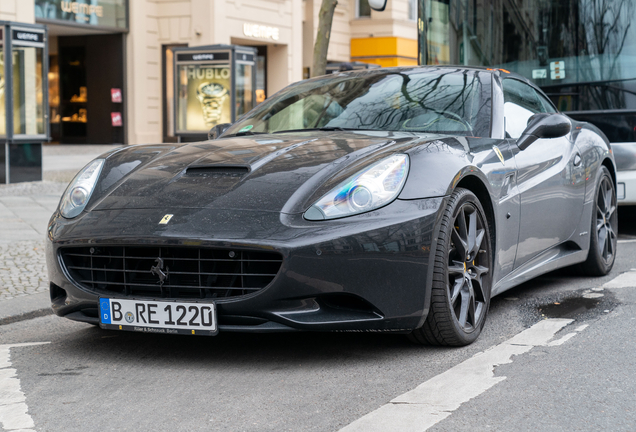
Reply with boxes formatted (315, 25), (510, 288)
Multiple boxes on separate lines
(573, 153), (582, 167)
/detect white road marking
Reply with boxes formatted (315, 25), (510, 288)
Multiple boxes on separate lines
(617, 239), (636, 243)
(547, 333), (577, 346)
(0, 343), (50, 432)
(603, 269), (636, 289)
(548, 322), (590, 346)
(338, 319), (573, 432)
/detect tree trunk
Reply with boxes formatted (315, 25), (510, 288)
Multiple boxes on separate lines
(312, 0), (338, 77)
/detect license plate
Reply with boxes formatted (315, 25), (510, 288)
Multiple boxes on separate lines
(99, 298), (217, 336)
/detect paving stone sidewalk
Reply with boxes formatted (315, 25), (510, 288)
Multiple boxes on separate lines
(0, 182), (66, 301)
(0, 144), (119, 306)
(0, 240), (48, 300)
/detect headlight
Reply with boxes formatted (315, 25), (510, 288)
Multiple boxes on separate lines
(304, 154), (409, 221)
(60, 159), (104, 218)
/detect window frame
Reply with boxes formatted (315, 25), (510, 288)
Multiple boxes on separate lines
(408, 0), (417, 21)
(356, 0), (371, 18)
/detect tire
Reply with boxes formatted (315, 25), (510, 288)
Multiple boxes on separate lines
(579, 166), (617, 276)
(409, 188), (493, 346)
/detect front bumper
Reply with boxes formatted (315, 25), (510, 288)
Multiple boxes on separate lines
(46, 197), (444, 333)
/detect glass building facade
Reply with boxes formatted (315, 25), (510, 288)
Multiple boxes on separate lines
(417, 0), (636, 143)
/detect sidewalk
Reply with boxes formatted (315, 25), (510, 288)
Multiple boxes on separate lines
(0, 144), (122, 324)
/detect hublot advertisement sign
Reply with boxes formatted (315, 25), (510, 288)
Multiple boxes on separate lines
(35, 0), (128, 30)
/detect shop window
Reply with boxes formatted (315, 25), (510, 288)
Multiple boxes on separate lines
(11, 46), (46, 136)
(255, 46), (267, 104)
(357, 0), (371, 18)
(162, 44), (187, 142)
(236, 62), (254, 118)
(0, 51), (5, 136)
(59, 46), (87, 140)
(48, 56), (60, 141)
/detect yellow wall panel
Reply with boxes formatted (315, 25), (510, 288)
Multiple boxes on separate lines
(351, 37), (418, 68)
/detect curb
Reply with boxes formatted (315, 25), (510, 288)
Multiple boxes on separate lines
(0, 308), (54, 326)
(0, 291), (53, 325)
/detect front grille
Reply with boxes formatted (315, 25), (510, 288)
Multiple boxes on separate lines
(60, 246), (283, 299)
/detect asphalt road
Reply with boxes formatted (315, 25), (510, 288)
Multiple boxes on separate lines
(2, 215), (636, 432)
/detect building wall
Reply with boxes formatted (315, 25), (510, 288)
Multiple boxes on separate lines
(349, 0), (419, 67)
(0, 0), (419, 146)
(0, 0), (35, 23)
(127, 0), (303, 144)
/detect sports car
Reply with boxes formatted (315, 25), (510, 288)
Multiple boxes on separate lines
(46, 66), (617, 346)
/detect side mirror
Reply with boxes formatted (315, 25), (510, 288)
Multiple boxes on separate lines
(208, 123), (232, 140)
(516, 113), (571, 151)
(368, 0), (387, 11)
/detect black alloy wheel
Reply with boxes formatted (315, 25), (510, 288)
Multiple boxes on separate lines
(580, 166), (617, 276)
(409, 188), (493, 346)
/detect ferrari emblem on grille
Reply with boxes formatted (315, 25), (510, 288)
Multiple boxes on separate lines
(150, 257), (169, 287)
(159, 214), (174, 225)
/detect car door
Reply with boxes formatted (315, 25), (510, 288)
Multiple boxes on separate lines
(503, 78), (586, 270)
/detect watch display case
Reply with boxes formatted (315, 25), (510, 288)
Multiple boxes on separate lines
(173, 45), (257, 141)
(0, 22), (49, 184)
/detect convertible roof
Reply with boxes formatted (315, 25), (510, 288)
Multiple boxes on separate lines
(314, 64), (540, 95)
(319, 64), (530, 83)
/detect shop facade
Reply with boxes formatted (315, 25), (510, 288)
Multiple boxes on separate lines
(0, 0), (419, 146)
(415, 0), (636, 202)
(35, 0), (127, 145)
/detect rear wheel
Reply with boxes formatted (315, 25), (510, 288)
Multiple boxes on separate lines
(580, 166), (617, 276)
(409, 188), (493, 346)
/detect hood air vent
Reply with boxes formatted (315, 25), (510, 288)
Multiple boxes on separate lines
(186, 165), (250, 176)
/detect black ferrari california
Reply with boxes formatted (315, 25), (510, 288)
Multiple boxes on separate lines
(46, 66), (617, 346)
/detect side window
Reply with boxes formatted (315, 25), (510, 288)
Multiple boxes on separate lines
(536, 92), (557, 113)
(357, 0), (371, 17)
(503, 79), (545, 139)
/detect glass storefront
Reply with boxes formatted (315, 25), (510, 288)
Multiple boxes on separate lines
(0, 23), (48, 184)
(12, 45), (46, 136)
(0, 25), (48, 140)
(418, 0), (636, 140)
(173, 45), (257, 140)
(0, 43), (46, 137)
(177, 63), (232, 132)
(35, 0), (128, 144)
(236, 62), (254, 118)
(35, 0), (127, 30)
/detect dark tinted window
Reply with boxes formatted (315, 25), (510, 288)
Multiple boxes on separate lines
(358, 0), (371, 17)
(545, 80), (636, 112)
(503, 79), (546, 113)
(568, 112), (636, 143)
(536, 92), (557, 113)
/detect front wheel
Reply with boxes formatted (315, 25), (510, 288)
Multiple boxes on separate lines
(579, 166), (617, 276)
(409, 188), (493, 346)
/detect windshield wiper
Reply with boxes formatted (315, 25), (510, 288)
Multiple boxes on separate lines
(223, 130), (268, 137)
(272, 127), (369, 134)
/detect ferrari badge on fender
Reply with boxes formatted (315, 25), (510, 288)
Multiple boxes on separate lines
(493, 146), (505, 165)
(159, 214), (174, 224)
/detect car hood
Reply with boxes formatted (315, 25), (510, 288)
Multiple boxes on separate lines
(91, 131), (436, 214)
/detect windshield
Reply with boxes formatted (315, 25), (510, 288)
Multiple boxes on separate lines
(224, 68), (491, 137)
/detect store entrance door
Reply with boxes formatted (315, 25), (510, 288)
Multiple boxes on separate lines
(50, 34), (124, 144)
